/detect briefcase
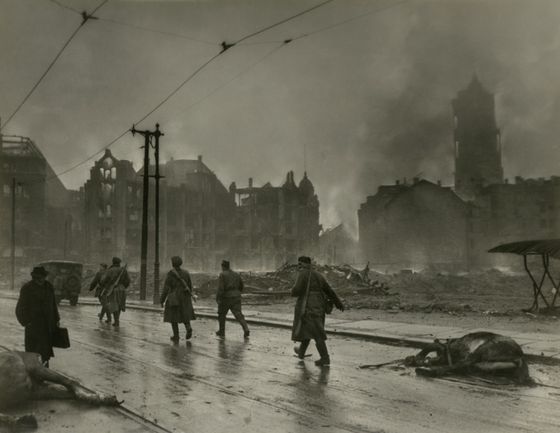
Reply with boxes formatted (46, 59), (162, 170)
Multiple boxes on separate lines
(52, 327), (70, 349)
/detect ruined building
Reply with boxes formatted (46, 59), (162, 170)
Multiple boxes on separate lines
(0, 134), (80, 265)
(84, 151), (319, 271)
(84, 149), (139, 263)
(359, 76), (558, 271)
(229, 171), (320, 269)
(453, 75), (504, 200)
(85, 151), (234, 271)
(469, 177), (560, 268)
(359, 179), (469, 272)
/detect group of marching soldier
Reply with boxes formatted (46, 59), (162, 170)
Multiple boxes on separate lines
(89, 257), (130, 327)
(18, 255), (344, 368)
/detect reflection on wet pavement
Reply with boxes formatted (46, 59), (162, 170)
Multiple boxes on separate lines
(1, 298), (560, 433)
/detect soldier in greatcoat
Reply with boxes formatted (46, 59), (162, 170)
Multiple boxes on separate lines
(291, 256), (344, 367)
(15, 266), (60, 366)
(89, 263), (108, 321)
(216, 260), (250, 338)
(160, 256), (196, 341)
(100, 257), (130, 327)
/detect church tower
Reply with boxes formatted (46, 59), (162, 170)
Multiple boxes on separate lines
(453, 75), (503, 200)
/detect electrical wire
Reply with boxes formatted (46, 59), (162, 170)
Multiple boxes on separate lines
(97, 16), (218, 46)
(23, 0), (407, 184)
(234, 0), (336, 45)
(42, 42), (287, 184)
(292, 0), (410, 41)
(47, 0), (82, 16)
(1, 0), (109, 132)
(177, 43), (286, 116)
(37, 0), (338, 182)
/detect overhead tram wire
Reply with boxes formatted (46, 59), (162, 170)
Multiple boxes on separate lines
(38, 50), (225, 184)
(97, 17), (218, 46)
(1, 0), (109, 132)
(47, 0), (82, 16)
(234, 0), (411, 45)
(291, 0), (411, 42)
(175, 43), (286, 117)
(233, 0), (335, 46)
(41, 42), (287, 185)
(32, 0), (406, 184)
(37, 0), (338, 184)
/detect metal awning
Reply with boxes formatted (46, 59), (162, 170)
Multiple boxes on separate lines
(488, 239), (560, 259)
(488, 239), (560, 311)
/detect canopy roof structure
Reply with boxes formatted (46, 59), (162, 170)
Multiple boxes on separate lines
(489, 239), (560, 312)
(488, 239), (560, 259)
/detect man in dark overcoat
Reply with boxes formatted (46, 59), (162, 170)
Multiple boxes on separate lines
(89, 263), (108, 321)
(291, 256), (344, 367)
(100, 257), (130, 327)
(160, 256), (196, 341)
(216, 260), (250, 338)
(15, 266), (60, 366)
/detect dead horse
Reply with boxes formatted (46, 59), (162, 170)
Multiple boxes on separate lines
(404, 332), (531, 384)
(0, 351), (120, 429)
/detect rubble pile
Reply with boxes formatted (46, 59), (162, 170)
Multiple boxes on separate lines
(78, 264), (544, 315)
(238, 262), (390, 296)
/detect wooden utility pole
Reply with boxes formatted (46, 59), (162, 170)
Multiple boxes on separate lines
(131, 125), (152, 300)
(11, 178), (16, 291)
(131, 123), (163, 302)
(150, 124), (164, 305)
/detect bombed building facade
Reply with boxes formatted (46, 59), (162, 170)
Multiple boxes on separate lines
(359, 180), (469, 272)
(83, 151), (320, 271)
(1, 137), (320, 272)
(0, 134), (82, 267)
(228, 171), (320, 270)
(359, 76), (560, 271)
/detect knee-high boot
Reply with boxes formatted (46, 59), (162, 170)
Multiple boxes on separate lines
(170, 323), (180, 342)
(294, 339), (311, 359)
(315, 340), (330, 366)
(216, 316), (226, 337)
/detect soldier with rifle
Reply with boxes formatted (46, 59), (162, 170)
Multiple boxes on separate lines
(100, 257), (130, 327)
(291, 256), (344, 367)
(160, 256), (196, 342)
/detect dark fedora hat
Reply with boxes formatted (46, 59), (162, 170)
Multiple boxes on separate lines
(298, 256), (311, 265)
(112, 257), (122, 265)
(31, 266), (49, 277)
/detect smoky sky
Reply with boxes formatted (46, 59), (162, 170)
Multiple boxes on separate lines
(1, 0), (560, 235)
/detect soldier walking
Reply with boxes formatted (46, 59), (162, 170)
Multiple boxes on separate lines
(160, 256), (196, 342)
(291, 256), (344, 367)
(89, 263), (108, 322)
(100, 257), (130, 327)
(215, 260), (250, 338)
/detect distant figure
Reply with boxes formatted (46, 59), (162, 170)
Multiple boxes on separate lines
(100, 257), (130, 327)
(215, 260), (250, 338)
(89, 263), (108, 321)
(15, 266), (60, 367)
(291, 256), (344, 367)
(160, 256), (196, 342)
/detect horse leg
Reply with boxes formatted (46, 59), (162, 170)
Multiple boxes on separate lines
(415, 361), (471, 377)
